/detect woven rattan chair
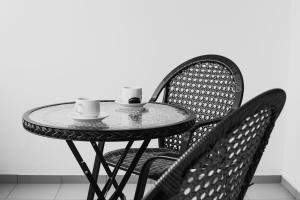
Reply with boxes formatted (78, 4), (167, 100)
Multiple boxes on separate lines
(138, 89), (286, 200)
(104, 55), (244, 195)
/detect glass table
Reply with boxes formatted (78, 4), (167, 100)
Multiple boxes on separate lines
(22, 101), (196, 200)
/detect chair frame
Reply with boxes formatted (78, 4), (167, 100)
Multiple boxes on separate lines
(150, 54), (244, 153)
(134, 55), (244, 200)
(141, 89), (285, 200)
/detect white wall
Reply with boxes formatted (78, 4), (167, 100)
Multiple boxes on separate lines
(282, 0), (300, 192)
(0, 0), (291, 175)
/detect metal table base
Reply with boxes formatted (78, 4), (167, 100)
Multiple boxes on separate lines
(66, 139), (150, 200)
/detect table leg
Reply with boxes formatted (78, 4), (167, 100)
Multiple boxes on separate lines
(109, 139), (151, 200)
(87, 142), (105, 200)
(67, 139), (150, 200)
(66, 140), (106, 200)
(101, 141), (133, 197)
(90, 141), (127, 200)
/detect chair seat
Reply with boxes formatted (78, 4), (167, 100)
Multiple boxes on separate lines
(104, 148), (178, 180)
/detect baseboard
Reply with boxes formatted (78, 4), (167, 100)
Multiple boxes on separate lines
(0, 175), (17, 183)
(281, 177), (300, 200)
(251, 175), (281, 183)
(0, 174), (279, 184)
(0, 174), (148, 184)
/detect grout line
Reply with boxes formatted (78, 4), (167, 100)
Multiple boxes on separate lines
(4, 183), (17, 200)
(53, 176), (63, 200)
(53, 183), (62, 200)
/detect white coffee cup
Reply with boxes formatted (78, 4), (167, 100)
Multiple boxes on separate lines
(120, 87), (142, 104)
(74, 98), (100, 118)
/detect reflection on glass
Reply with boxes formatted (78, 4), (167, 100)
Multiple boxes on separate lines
(68, 121), (109, 130)
(28, 102), (191, 130)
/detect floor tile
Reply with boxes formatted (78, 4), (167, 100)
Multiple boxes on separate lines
(1, 183), (296, 200)
(55, 184), (89, 200)
(246, 183), (295, 200)
(0, 184), (16, 199)
(103, 184), (134, 199)
(55, 184), (152, 200)
(7, 184), (60, 200)
(107, 184), (154, 200)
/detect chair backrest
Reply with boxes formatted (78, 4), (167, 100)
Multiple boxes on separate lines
(150, 55), (244, 152)
(144, 89), (286, 200)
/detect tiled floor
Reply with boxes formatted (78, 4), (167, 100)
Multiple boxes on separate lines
(0, 183), (295, 200)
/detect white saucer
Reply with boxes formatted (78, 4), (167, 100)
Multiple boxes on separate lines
(68, 112), (109, 122)
(116, 101), (147, 108)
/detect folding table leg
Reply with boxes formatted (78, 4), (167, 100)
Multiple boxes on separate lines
(66, 140), (106, 200)
(109, 139), (151, 200)
(90, 141), (127, 200)
(102, 141), (133, 197)
(87, 142), (105, 200)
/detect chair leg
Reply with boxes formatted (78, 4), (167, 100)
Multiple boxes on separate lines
(134, 168), (150, 200)
(134, 156), (178, 200)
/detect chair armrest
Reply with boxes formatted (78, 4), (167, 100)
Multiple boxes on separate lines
(179, 107), (239, 155)
(140, 156), (178, 178)
(157, 152), (180, 158)
(189, 107), (239, 133)
(134, 156), (178, 200)
(179, 118), (222, 155)
(189, 117), (223, 133)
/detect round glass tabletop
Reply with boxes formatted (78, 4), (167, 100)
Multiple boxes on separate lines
(23, 101), (196, 141)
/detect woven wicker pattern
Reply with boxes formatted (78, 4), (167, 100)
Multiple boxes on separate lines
(176, 108), (272, 200)
(23, 119), (194, 142)
(164, 62), (237, 151)
(104, 55), (243, 183)
(189, 123), (217, 146)
(105, 148), (176, 179)
(143, 89), (285, 200)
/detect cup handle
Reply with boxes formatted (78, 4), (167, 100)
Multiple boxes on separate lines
(75, 103), (84, 115)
